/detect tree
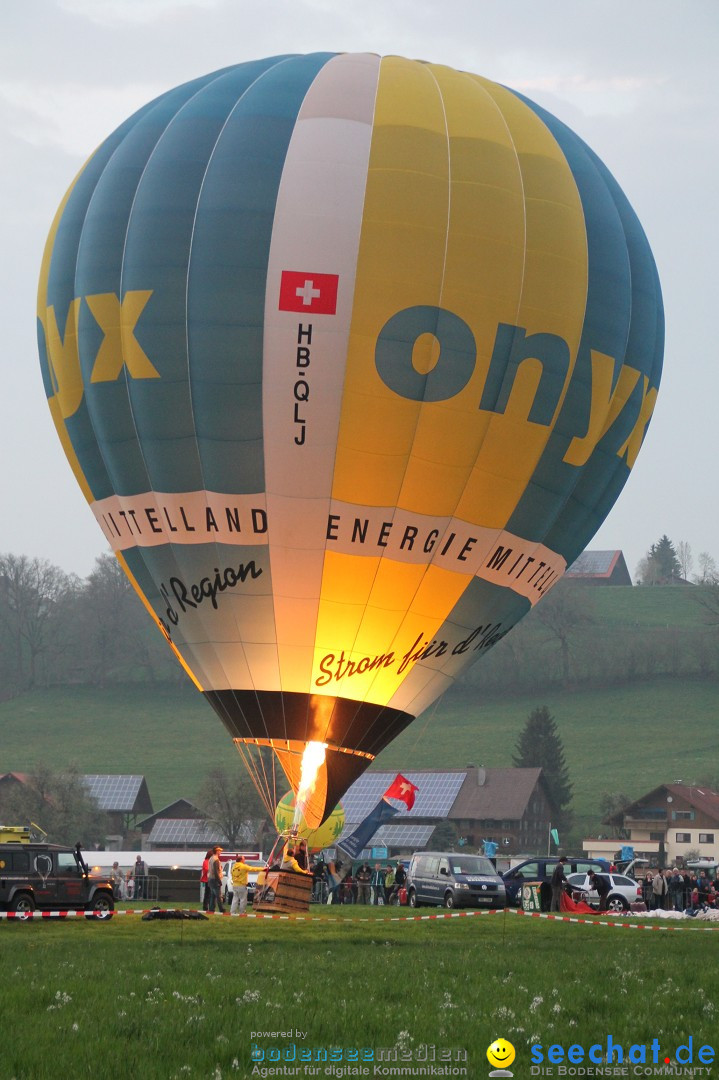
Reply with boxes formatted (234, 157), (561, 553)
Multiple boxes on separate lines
(0, 554), (79, 692)
(639, 535), (682, 585)
(598, 791), (633, 838)
(531, 579), (595, 686)
(676, 541), (693, 582)
(0, 765), (109, 846)
(73, 553), (179, 686)
(196, 766), (266, 847)
(694, 552), (718, 585)
(512, 706), (573, 828)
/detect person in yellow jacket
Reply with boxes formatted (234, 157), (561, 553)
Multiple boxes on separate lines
(280, 845), (311, 876)
(230, 856), (260, 915)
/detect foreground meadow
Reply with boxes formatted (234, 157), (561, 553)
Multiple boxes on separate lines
(1, 906), (716, 1079)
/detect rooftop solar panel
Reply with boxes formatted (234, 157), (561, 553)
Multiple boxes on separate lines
(147, 818), (230, 845)
(82, 775), (145, 811)
(567, 550), (616, 575)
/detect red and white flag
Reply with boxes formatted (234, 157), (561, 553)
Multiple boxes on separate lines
(278, 270), (339, 315)
(384, 773), (419, 810)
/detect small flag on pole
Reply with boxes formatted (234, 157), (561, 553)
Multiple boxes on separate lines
(550, 828), (560, 847)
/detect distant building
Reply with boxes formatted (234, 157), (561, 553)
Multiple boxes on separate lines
(137, 798), (205, 838)
(138, 798), (263, 851)
(565, 550), (632, 586)
(0, 771), (154, 845)
(80, 775), (154, 835)
(595, 782), (719, 867)
(337, 766), (557, 857)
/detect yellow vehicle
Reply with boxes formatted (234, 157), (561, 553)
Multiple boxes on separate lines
(0, 823), (46, 844)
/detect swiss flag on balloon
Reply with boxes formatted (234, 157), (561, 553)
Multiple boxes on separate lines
(384, 773), (419, 810)
(278, 270), (339, 315)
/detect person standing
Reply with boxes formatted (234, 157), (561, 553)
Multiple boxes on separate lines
(207, 846), (225, 913)
(387, 861), (407, 905)
(134, 855), (147, 901)
(642, 871), (654, 908)
(669, 868), (684, 911)
(230, 855), (259, 915)
(550, 856), (568, 912)
(356, 863), (372, 905)
(295, 840), (309, 871)
(651, 868), (667, 910)
(311, 857), (326, 902)
(110, 862), (123, 900)
(200, 849), (212, 910)
(370, 863), (386, 905)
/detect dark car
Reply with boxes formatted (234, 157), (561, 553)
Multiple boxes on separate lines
(407, 851), (506, 909)
(0, 842), (115, 918)
(501, 857), (610, 907)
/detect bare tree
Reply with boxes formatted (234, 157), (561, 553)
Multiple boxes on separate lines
(694, 552), (718, 585)
(531, 579), (595, 685)
(676, 541), (693, 582)
(0, 553), (78, 692)
(196, 767), (266, 847)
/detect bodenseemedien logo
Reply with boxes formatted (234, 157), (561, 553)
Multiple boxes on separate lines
(488, 1038), (516, 1076)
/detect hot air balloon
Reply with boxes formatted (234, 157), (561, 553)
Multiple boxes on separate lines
(37, 53), (663, 828)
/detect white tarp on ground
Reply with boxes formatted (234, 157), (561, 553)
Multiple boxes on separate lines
(625, 907), (719, 922)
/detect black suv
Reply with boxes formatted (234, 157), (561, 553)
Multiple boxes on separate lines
(0, 842), (115, 918)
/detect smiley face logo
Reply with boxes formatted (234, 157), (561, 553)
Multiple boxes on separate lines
(487, 1039), (516, 1074)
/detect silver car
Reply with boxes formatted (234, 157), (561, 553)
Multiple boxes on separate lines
(566, 872), (643, 912)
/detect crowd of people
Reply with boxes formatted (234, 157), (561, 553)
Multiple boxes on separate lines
(108, 855), (149, 901)
(643, 867), (718, 915)
(309, 857), (407, 905)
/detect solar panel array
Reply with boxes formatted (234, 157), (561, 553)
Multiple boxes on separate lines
(567, 550), (615, 575)
(341, 771), (465, 824)
(367, 824), (435, 847)
(147, 818), (230, 846)
(82, 775), (144, 811)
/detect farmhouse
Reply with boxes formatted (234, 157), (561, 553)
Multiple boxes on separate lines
(585, 782), (719, 867)
(565, 549), (632, 586)
(338, 765), (558, 857)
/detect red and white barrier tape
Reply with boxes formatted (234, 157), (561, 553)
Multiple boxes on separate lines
(1, 906), (717, 931)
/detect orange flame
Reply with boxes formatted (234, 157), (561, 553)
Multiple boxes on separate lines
(293, 741), (327, 831)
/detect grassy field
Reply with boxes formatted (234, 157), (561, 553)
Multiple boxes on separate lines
(0, 674), (716, 835)
(1, 906), (716, 1080)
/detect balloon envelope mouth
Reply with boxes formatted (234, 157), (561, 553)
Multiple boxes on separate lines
(235, 736), (373, 829)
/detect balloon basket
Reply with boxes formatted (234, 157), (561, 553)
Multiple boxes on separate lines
(254, 870), (313, 914)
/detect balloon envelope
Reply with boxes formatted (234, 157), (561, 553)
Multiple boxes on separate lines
(37, 53), (663, 823)
(274, 791), (345, 851)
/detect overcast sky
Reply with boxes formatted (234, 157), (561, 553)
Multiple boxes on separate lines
(2, 0), (717, 582)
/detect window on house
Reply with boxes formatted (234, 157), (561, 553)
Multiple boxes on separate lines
(649, 832), (665, 842)
(675, 833), (691, 843)
(673, 810), (694, 820)
(699, 833), (715, 844)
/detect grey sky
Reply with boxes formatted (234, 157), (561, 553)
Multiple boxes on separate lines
(2, 0), (717, 582)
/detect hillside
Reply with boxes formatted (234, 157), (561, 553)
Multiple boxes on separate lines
(0, 585), (717, 842)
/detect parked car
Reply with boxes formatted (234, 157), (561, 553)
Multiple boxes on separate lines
(407, 851), (506, 909)
(0, 842), (115, 918)
(566, 871), (643, 912)
(501, 857), (610, 907)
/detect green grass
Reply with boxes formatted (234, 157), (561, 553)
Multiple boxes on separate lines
(1, 908), (716, 1079)
(588, 584), (711, 628)
(0, 673), (717, 835)
(379, 677), (719, 830)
